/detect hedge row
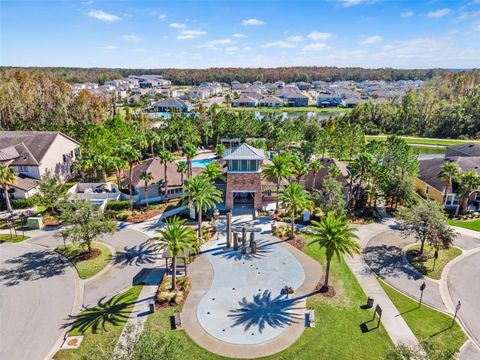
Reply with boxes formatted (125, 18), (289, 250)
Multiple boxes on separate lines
(0, 197), (36, 210)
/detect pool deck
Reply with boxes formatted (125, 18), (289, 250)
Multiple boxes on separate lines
(182, 233), (323, 358)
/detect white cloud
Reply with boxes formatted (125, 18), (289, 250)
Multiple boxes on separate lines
(243, 46), (253, 51)
(474, 21), (480, 31)
(286, 35), (304, 42)
(135, 48), (146, 52)
(303, 43), (330, 51)
(232, 33), (246, 38)
(360, 35), (383, 44)
(427, 8), (451, 18)
(226, 46), (238, 52)
(197, 38), (232, 48)
(158, 14), (167, 20)
(401, 10), (414, 18)
(104, 45), (118, 50)
(339, 0), (375, 7)
(242, 18), (265, 26)
(88, 10), (120, 22)
(169, 22), (187, 29)
(122, 34), (139, 41)
(176, 30), (207, 39)
(307, 31), (332, 41)
(262, 40), (296, 48)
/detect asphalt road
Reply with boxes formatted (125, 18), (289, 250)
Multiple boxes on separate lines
(447, 251), (480, 348)
(0, 241), (75, 360)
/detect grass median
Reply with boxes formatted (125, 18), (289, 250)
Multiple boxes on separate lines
(55, 242), (112, 279)
(0, 233), (30, 243)
(54, 285), (142, 360)
(406, 244), (462, 280)
(379, 280), (466, 354)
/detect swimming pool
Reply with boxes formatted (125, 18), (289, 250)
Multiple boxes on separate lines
(190, 157), (217, 168)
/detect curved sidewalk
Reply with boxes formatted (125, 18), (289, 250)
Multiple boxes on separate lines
(181, 234), (322, 359)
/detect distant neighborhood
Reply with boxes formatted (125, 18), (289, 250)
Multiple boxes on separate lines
(73, 74), (424, 116)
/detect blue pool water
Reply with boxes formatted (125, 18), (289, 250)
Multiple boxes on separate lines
(190, 157), (217, 168)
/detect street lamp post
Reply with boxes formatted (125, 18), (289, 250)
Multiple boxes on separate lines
(452, 300), (461, 327)
(419, 282), (426, 308)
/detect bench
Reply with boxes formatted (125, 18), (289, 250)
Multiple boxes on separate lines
(307, 309), (315, 328)
(173, 312), (182, 330)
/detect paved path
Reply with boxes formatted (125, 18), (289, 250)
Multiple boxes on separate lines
(0, 241), (77, 360)
(346, 219), (419, 347)
(182, 231), (322, 358)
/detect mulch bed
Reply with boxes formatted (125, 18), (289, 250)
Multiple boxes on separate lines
(314, 281), (337, 297)
(127, 208), (166, 223)
(76, 248), (101, 261)
(407, 249), (434, 261)
(286, 235), (306, 250)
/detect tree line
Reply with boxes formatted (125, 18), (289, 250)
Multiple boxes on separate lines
(0, 66), (456, 85)
(345, 72), (480, 139)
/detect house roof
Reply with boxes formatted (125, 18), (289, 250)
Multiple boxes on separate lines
(0, 131), (79, 166)
(11, 174), (40, 192)
(259, 95), (283, 104)
(445, 143), (480, 158)
(124, 157), (183, 188)
(234, 95), (259, 104)
(418, 156), (480, 193)
(299, 158), (349, 190)
(222, 143), (266, 160)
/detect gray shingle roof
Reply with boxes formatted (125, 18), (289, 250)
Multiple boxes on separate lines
(0, 131), (79, 166)
(418, 156), (480, 192)
(445, 143), (480, 158)
(222, 143), (266, 160)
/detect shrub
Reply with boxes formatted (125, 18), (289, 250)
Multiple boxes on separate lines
(116, 210), (133, 221)
(0, 197), (36, 210)
(106, 200), (131, 211)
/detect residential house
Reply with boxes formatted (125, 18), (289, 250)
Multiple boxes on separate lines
(296, 81), (311, 90)
(0, 131), (80, 199)
(277, 88), (309, 107)
(258, 95), (284, 108)
(147, 98), (191, 113)
(415, 152), (480, 211)
(232, 95), (258, 107)
(317, 95), (342, 107)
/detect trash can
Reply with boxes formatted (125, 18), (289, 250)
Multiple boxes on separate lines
(367, 297), (374, 308)
(149, 300), (156, 314)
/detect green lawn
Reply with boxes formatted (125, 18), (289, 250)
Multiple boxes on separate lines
(139, 233), (392, 360)
(379, 280), (466, 354)
(0, 233), (30, 243)
(55, 242), (112, 279)
(449, 219), (480, 232)
(54, 285), (142, 360)
(406, 244), (462, 280)
(365, 135), (479, 146)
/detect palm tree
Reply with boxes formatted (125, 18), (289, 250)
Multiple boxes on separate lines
(176, 161), (188, 185)
(182, 143), (197, 178)
(309, 213), (360, 291)
(159, 150), (174, 202)
(139, 171), (153, 208)
(438, 162), (460, 200)
(0, 163), (16, 212)
(456, 171), (480, 215)
(183, 175), (222, 237)
(150, 216), (197, 290)
(328, 163), (341, 179)
(119, 144), (141, 211)
(279, 182), (312, 238)
(203, 161), (224, 182)
(262, 155), (292, 212)
(309, 160), (324, 190)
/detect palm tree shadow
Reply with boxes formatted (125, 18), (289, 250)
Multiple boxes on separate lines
(113, 242), (158, 267)
(208, 238), (274, 261)
(228, 290), (303, 333)
(64, 292), (136, 334)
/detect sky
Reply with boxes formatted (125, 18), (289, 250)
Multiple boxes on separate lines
(1, 0), (479, 69)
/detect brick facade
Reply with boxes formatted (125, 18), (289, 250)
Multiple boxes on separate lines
(225, 172), (262, 210)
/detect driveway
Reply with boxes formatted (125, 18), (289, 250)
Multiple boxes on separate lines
(0, 241), (76, 360)
(447, 251), (480, 348)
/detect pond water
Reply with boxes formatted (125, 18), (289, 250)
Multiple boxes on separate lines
(254, 111), (345, 121)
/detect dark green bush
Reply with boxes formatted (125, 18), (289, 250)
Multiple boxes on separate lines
(0, 197), (36, 210)
(106, 200), (131, 211)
